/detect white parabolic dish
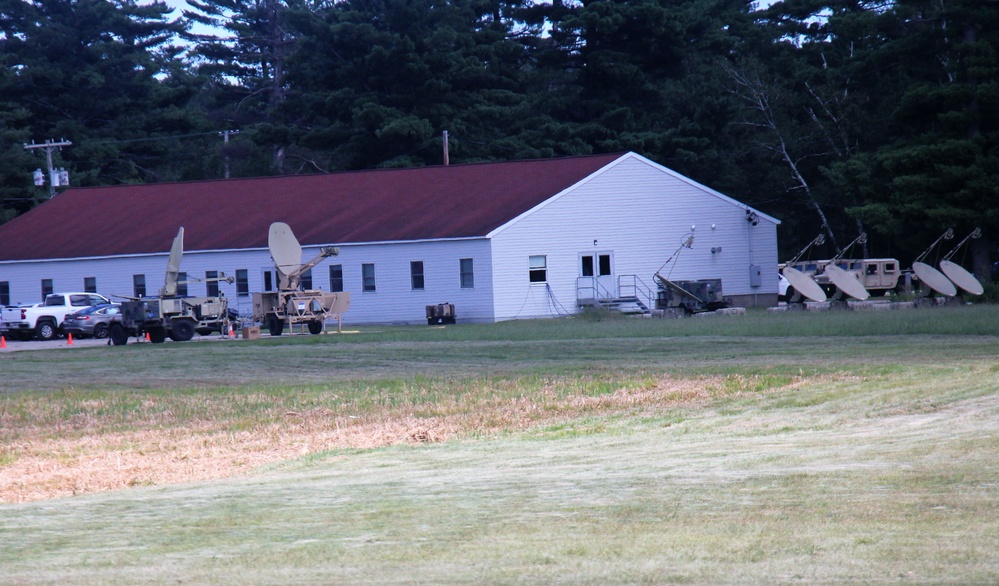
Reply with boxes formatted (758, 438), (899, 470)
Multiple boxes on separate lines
(782, 267), (827, 302)
(939, 260), (984, 295)
(824, 264), (870, 300)
(268, 222), (304, 277)
(912, 261), (957, 297)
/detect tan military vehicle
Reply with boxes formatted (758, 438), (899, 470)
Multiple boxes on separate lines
(252, 222), (350, 336)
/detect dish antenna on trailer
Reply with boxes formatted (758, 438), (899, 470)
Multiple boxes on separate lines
(939, 228), (984, 296)
(823, 233), (870, 301)
(912, 229), (958, 297)
(269, 221), (341, 291)
(781, 234), (827, 303)
(252, 222), (349, 336)
(161, 227), (185, 297)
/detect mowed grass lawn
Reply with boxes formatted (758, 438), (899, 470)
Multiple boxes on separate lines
(1, 306), (998, 584)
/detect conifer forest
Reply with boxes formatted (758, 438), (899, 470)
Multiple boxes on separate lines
(1, 0), (997, 271)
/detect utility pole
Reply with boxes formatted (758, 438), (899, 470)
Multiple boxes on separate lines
(24, 139), (72, 198)
(220, 129), (239, 179)
(442, 130), (449, 166)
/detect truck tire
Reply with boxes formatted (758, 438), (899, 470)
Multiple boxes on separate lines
(307, 320), (323, 335)
(110, 323), (129, 346)
(148, 327), (167, 344)
(35, 320), (58, 341)
(267, 315), (284, 336)
(170, 319), (195, 342)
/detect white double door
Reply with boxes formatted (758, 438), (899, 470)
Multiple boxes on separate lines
(580, 252), (615, 299)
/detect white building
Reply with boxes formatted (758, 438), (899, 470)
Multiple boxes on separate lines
(0, 152), (780, 324)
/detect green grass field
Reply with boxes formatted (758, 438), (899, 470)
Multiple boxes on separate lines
(2, 306), (998, 584)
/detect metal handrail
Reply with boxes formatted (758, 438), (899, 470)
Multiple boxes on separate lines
(576, 276), (615, 304)
(617, 274), (656, 309)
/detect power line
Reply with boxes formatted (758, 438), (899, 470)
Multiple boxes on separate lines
(87, 131), (224, 145)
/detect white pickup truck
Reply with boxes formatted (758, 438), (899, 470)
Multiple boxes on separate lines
(1, 292), (111, 341)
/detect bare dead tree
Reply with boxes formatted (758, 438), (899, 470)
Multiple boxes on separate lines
(725, 63), (842, 253)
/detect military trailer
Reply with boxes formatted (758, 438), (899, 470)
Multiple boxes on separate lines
(252, 222), (350, 336)
(110, 295), (231, 345)
(109, 227), (232, 346)
(655, 278), (730, 315)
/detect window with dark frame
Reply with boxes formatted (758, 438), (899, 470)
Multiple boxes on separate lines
(581, 256), (594, 277)
(0, 281), (9, 306)
(329, 264), (343, 292)
(263, 270), (273, 292)
(362, 263), (376, 292)
(177, 272), (189, 297)
(460, 258), (473, 288)
(41, 279), (53, 299)
(598, 254), (612, 276)
(236, 269), (249, 297)
(206, 271), (219, 297)
(133, 274), (146, 298)
(529, 256), (547, 283)
(84, 277), (97, 293)
(411, 261), (425, 290)
(300, 268), (313, 290)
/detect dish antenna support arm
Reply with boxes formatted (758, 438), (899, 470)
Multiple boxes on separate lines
(279, 246), (340, 291)
(914, 229), (955, 264)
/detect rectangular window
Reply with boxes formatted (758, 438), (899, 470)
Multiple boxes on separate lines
(300, 268), (313, 291)
(460, 258), (474, 288)
(581, 256), (594, 277)
(329, 264), (343, 292)
(133, 274), (146, 298)
(411, 261), (425, 290)
(41, 279), (54, 299)
(69, 294), (92, 307)
(263, 270), (274, 292)
(177, 272), (189, 297)
(0, 281), (8, 306)
(84, 277), (97, 293)
(236, 269), (249, 297)
(529, 255), (547, 283)
(362, 263), (376, 292)
(206, 271), (219, 297)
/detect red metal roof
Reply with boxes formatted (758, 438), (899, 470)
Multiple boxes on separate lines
(0, 153), (624, 261)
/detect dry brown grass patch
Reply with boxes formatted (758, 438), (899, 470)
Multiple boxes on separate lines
(0, 374), (807, 503)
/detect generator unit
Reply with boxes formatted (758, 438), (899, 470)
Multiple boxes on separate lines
(655, 278), (730, 315)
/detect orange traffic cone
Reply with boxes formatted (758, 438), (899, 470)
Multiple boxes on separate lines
(67, 333), (74, 346)
(145, 332), (151, 342)
(1, 336), (6, 349)
(228, 323), (234, 338)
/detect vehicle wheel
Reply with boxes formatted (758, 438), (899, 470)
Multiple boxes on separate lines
(35, 320), (58, 341)
(170, 320), (195, 342)
(307, 320), (323, 335)
(267, 315), (284, 336)
(148, 327), (167, 344)
(110, 323), (128, 346)
(93, 323), (109, 339)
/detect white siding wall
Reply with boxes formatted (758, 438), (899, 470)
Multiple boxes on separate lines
(322, 239), (494, 324)
(489, 155), (779, 321)
(0, 239), (495, 325)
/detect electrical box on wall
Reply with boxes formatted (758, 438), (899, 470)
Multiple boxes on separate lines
(749, 264), (762, 287)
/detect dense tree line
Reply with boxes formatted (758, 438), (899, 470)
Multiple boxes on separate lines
(1, 0), (996, 274)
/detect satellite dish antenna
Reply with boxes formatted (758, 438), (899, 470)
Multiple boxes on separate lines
(939, 260), (983, 295)
(269, 222), (304, 288)
(912, 261), (957, 297)
(160, 227), (184, 297)
(824, 264), (870, 300)
(938, 228), (984, 295)
(782, 267), (826, 302)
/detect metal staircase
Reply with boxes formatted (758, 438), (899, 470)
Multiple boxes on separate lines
(576, 275), (656, 316)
